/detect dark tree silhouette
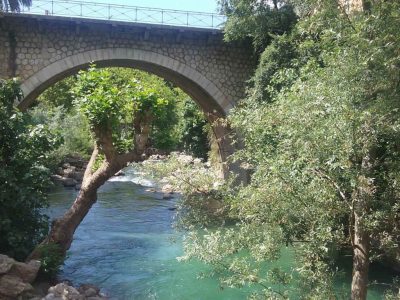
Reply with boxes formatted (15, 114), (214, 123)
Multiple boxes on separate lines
(1, 0), (32, 12)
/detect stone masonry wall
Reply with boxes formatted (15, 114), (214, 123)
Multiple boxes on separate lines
(0, 14), (255, 113)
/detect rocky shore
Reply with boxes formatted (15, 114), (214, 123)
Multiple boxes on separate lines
(50, 156), (87, 190)
(0, 254), (107, 300)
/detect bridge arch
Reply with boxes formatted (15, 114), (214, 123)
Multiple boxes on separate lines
(17, 48), (237, 176)
(18, 48), (234, 115)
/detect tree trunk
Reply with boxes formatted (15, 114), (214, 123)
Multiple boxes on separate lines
(29, 130), (147, 260)
(351, 150), (375, 300)
(351, 204), (370, 300)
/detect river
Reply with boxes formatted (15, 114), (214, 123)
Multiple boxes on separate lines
(47, 167), (395, 299)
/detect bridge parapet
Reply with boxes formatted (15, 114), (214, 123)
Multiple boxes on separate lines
(3, 0), (226, 29)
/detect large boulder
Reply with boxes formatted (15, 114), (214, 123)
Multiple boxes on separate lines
(44, 283), (107, 300)
(62, 177), (78, 187)
(50, 174), (65, 186)
(9, 260), (40, 283)
(78, 284), (100, 297)
(0, 274), (33, 298)
(73, 171), (85, 182)
(63, 167), (77, 178)
(47, 283), (82, 300)
(0, 254), (15, 274)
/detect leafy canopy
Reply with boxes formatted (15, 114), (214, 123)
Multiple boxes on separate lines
(178, 0), (400, 298)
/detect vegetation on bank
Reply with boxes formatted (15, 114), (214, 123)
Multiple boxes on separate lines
(168, 0), (400, 299)
(0, 79), (59, 260)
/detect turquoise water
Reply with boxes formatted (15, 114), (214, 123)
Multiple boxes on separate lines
(47, 168), (395, 299)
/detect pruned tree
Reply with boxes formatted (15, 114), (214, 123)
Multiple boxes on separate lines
(29, 66), (175, 259)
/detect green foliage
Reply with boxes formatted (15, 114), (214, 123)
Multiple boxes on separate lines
(73, 67), (126, 129)
(175, 99), (210, 160)
(29, 104), (93, 168)
(35, 76), (77, 111)
(178, 0), (400, 298)
(0, 79), (59, 260)
(139, 153), (227, 228)
(36, 242), (64, 277)
(218, 0), (297, 51)
(72, 66), (180, 153)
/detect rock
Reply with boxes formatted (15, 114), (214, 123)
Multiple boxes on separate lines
(163, 194), (174, 200)
(62, 163), (71, 169)
(75, 184), (82, 191)
(176, 154), (193, 164)
(50, 174), (65, 185)
(167, 207), (177, 211)
(114, 170), (125, 176)
(63, 168), (76, 178)
(193, 158), (202, 164)
(32, 280), (51, 296)
(161, 184), (174, 194)
(8, 259), (40, 283)
(84, 288), (98, 297)
(0, 254), (15, 274)
(0, 274), (33, 297)
(48, 283), (80, 295)
(145, 188), (156, 193)
(62, 177), (78, 187)
(44, 293), (63, 300)
(47, 283), (85, 299)
(56, 167), (64, 176)
(78, 284), (99, 297)
(73, 171), (85, 181)
(43, 282), (105, 300)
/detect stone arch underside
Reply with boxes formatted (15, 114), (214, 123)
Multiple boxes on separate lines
(18, 48), (234, 115)
(18, 48), (237, 176)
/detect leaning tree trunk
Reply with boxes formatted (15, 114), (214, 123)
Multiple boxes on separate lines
(29, 120), (152, 260)
(351, 152), (375, 300)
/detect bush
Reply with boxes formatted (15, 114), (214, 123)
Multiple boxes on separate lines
(0, 79), (59, 260)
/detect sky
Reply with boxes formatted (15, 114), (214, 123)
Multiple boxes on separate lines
(81, 0), (220, 13)
(23, 0), (223, 28)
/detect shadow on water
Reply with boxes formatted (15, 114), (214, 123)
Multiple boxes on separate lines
(47, 167), (397, 299)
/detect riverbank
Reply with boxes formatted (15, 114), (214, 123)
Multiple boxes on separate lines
(0, 254), (106, 300)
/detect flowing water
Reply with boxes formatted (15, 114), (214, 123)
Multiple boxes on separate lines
(47, 167), (395, 299)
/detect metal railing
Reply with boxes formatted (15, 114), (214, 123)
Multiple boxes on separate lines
(11, 0), (226, 29)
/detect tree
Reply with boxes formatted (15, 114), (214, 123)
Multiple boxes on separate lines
(28, 66), (178, 259)
(0, 79), (59, 260)
(176, 98), (210, 160)
(218, 0), (297, 51)
(0, 0), (31, 12)
(179, 1), (400, 299)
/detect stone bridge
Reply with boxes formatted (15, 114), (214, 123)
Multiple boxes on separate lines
(0, 13), (256, 176)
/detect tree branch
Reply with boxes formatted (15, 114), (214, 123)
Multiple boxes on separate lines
(310, 168), (351, 209)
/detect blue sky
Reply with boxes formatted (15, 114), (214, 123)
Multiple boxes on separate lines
(82, 0), (220, 13)
(25, 0), (222, 28)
